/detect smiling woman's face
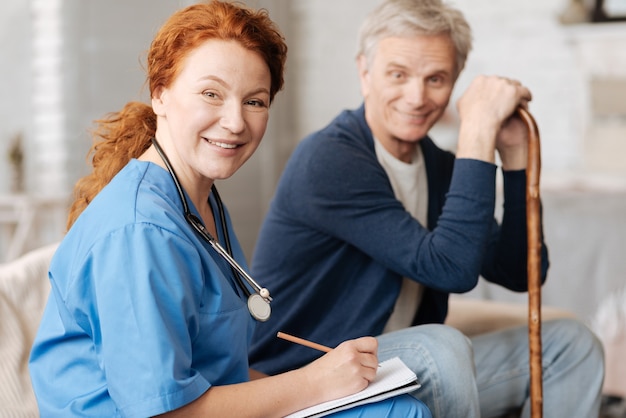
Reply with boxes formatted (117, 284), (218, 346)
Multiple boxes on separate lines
(358, 34), (457, 162)
(152, 39), (271, 185)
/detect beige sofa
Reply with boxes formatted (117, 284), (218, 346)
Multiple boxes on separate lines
(0, 243), (58, 417)
(445, 296), (576, 337)
(0, 244), (605, 417)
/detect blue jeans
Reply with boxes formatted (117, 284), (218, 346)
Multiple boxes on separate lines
(376, 318), (604, 418)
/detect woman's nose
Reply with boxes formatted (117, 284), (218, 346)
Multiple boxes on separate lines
(219, 102), (245, 134)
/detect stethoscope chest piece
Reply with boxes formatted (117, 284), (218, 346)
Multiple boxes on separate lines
(248, 294), (271, 322)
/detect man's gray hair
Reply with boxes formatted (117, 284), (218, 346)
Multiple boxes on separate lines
(357, 0), (473, 75)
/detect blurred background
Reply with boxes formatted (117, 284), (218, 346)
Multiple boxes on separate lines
(1, 0), (625, 342)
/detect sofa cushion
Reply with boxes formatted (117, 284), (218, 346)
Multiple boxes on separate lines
(0, 243), (58, 417)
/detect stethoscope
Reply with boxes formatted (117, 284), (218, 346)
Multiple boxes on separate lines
(151, 137), (272, 322)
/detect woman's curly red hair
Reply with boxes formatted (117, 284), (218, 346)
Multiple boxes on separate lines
(66, 0), (287, 229)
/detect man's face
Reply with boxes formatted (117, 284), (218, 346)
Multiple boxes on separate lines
(358, 34), (457, 162)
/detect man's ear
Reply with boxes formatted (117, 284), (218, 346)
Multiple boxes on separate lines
(151, 86), (166, 117)
(356, 54), (370, 98)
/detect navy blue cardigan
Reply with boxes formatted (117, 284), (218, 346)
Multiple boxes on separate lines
(249, 105), (549, 375)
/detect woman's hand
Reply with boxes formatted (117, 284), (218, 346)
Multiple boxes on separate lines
(301, 336), (379, 401)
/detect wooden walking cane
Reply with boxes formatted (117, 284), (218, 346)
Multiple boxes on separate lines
(516, 107), (543, 418)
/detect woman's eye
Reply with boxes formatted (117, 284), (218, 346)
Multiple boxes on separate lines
(202, 91), (218, 99)
(246, 99), (266, 107)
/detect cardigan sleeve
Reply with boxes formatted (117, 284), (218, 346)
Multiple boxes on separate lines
(282, 134), (500, 293)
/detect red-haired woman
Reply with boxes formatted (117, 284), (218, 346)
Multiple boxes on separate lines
(28, 2), (430, 417)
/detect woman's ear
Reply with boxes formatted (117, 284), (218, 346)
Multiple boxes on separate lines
(151, 86), (166, 117)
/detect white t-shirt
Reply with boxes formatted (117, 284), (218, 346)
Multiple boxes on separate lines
(374, 138), (428, 333)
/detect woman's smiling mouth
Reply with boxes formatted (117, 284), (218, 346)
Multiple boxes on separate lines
(207, 138), (239, 149)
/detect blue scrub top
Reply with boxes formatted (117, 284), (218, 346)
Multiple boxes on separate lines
(29, 160), (255, 417)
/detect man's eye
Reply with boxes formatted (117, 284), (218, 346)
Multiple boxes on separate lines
(428, 76), (444, 85)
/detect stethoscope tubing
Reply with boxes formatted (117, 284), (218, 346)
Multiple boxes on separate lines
(150, 138), (272, 308)
(187, 210), (272, 301)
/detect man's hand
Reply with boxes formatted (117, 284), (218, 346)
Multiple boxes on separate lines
(496, 113), (529, 170)
(455, 75), (532, 165)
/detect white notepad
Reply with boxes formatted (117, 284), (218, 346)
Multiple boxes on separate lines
(285, 357), (421, 418)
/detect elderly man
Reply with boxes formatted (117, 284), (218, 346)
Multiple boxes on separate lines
(249, 0), (604, 416)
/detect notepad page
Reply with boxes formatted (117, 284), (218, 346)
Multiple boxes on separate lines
(285, 356), (421, 418)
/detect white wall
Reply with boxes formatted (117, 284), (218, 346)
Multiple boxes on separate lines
(0, 0), (189, 257)
(0, 0), (32, 195)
